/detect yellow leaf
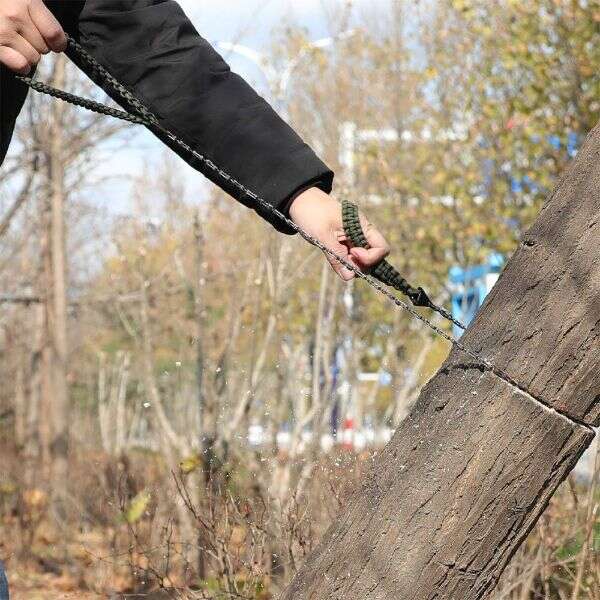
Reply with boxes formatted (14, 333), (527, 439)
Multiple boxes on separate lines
(125, 490), (151, 524)
(179, 454), (202, 474)
(424, 66), (438, 80)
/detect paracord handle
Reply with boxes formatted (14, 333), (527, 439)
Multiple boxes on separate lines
(341, 200), (433, 308)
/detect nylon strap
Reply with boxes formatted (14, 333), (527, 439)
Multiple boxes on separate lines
(15, 35), (540, 403)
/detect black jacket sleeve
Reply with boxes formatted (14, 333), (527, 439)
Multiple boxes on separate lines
(0, 67), (29, 164)
(1, 0), (334, 234)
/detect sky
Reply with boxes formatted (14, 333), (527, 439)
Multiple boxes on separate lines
(180, 0), (337, 45)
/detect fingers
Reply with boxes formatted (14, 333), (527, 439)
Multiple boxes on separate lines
(0, 35), (39, 74)
(350, 245), (389, 268)
(0, 0), (65, 74)
(324, 242), (355, 281)
(360, 214), (390, 256)
(0, 45), (30, 74)
(28, 0), (66, 52)
(18, 19), (50, 55)
(345, 212), (390, 271)
(7, 32), (40, 69)
(325, 207), (391, 280)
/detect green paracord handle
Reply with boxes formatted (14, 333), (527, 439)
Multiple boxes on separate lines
(341, 201), (466, 330)
(341, 200), (433, 308)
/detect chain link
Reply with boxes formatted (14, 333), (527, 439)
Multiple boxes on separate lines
(16, 36), (540, 403)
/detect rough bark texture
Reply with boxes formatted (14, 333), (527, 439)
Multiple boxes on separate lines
(460, 122), (600, 426)
(281, 123), (600, 600)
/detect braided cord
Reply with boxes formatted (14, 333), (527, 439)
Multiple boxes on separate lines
(16, 36), (543, 403)
(341, 200), (466, 330)
(15, 76), (147, 125)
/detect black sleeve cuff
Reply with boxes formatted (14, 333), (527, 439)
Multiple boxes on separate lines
(259, 150), (335, 235)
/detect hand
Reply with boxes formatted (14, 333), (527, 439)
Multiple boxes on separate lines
(289, 187), (390, 282)
(0, 0), (66, 74)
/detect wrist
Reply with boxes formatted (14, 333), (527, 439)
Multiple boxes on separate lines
(289, 186), (334, 223)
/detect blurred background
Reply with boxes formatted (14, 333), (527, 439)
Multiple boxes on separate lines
(0, 0), (598, 598)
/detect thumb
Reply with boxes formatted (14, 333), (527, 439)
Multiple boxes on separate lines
(350, 246), (388, 269)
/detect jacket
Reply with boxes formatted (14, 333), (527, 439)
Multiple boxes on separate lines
(0, 0), (334, 233)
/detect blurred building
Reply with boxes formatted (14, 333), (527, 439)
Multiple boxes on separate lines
(449, 252), (504, 337)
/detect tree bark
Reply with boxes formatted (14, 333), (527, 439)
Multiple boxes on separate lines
(281, 122), (600, 600)
(39, 177), (53, 483)
(47, 56), (70, 510)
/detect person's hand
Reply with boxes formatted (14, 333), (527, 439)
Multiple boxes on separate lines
(0, 0), (66, 74)
(289, 187), (390, 282)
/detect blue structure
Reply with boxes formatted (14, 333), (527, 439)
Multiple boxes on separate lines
(449, 253), (504, 337)
(453, 132), (581, 335)
(448, 132), (581, 336)
(0, 562), (8, 600)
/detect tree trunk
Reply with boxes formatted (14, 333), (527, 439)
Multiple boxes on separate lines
(281, 123), (600, 600)
(193, 212), (206, 440)
(14, 355), (26, 449)
(39, 184), (53, 483)
(193, 212), (210, 580)
(47, 56), (70, 511)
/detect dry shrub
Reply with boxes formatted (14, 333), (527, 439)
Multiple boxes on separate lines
(1, 439), (597, 599)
